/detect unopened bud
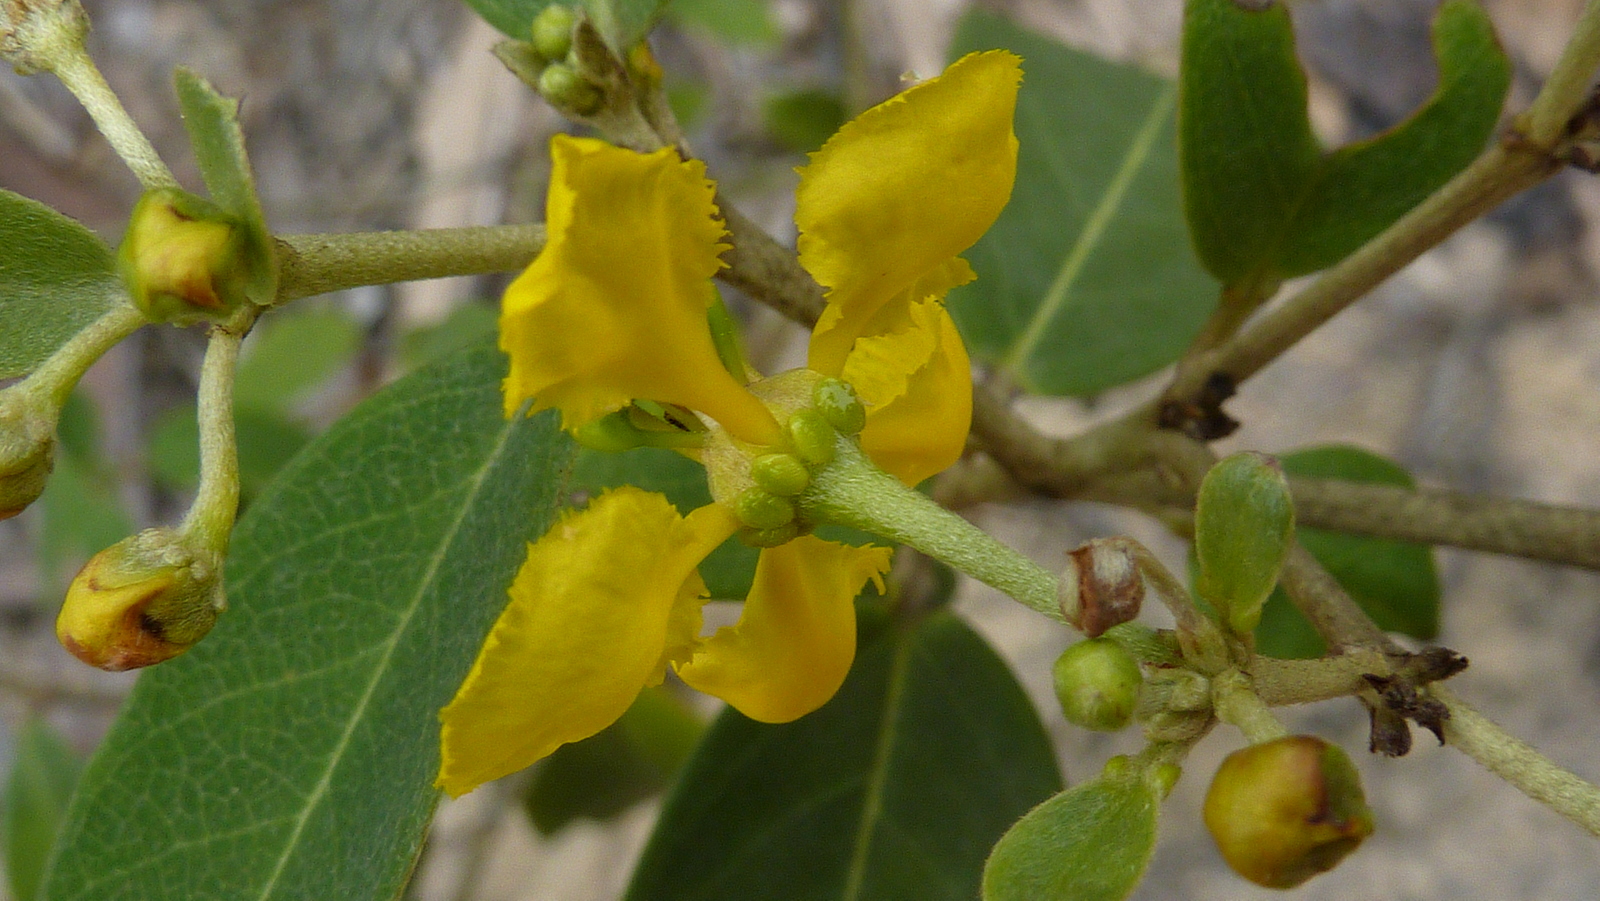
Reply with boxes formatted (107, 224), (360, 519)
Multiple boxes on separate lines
(0, 391), (55, 519)
(1052, 637), (1142, 732)
(119, 188), (248, 324)
(1, 0), (89, 75)
(56, 528), (225, 671)
(812, 377), (865, 436)
(1203, 735), (1374, 889)
(1058, 538), (1144, 637)
(538, 62), (603, 116)
(530, 3), (576, 62)
(786, 409), (836, 465)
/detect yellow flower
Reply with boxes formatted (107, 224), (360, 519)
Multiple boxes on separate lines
(437, 50), (1021, 797)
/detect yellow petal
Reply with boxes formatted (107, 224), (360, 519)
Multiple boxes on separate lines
(437, 488), (735, 797)
(675, 538), (892, 723)
(799, 50), (1021, 376)
(844, 299), (972, 486)
(500, 135), (780, 445)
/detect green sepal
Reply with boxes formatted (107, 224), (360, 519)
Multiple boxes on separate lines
(173, 67), (278, 306)
(1195, 451), (1295, 636)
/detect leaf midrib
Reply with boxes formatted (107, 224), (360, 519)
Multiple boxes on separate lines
(1000, 84), (1177, 385)
(839, 625), (916, 900)
(250, 412), (522, 901)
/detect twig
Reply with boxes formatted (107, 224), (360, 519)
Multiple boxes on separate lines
(1292, 477), (1600, 570)
(274, 224), (546, 303)
(1434, 686), (1600, 837)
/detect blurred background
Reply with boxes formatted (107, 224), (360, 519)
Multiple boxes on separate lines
(2, 0), (1599, 897)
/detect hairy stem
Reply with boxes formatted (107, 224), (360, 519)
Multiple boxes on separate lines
(1292, 477), (1600, 570)
(1434, 686), (1600, 837)
(274, 225), (546, 302)
(1525, 0), (1600, 146)
(1163, 143), (1557, 406)
(179, 306), (255, 552)
(1251, 650), (1392, 707)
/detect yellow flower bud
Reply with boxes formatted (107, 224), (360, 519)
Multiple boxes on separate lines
(1203, 735), (1374, 889)
(118, 188), (248, 323)
(56, 528), (225, 671)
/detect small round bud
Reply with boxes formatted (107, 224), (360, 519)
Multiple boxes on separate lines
(1204, 735), (1374, 889)
(0, 392), (55, 519)
(56, 528), (225, 671)
(786, 409), (836, 466)
(1052, 637), (1142, 732)
(734, 487), (795, 531)
(750, 453), (810, 497)
(739, 521), (801, 548)
(537, 62), (602, 116)
(812, 378), (866, 435)
(119, 188), (248, 324)
(1059, 538), (1144, 637)
(530, 3), (577, 61)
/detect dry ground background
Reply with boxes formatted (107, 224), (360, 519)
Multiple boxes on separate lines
(3, 0), (1600, 898)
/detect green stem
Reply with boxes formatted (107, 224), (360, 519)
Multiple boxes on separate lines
(51, 52), (175, 190)
(1212, 670), (1289, 744)
(1525, 0), (1600, 146)
(179, 306), (255, 551)
(24, 302), (147, 410)
(273, 225), (546, 303)
(1434, 686), (1600, 837)
(802, 437), (1063, 623)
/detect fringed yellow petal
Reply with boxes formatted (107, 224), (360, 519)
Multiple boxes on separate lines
(798, 50), (1021, 375)
(500, 135), (780, 445)
(436, 488), (733, 797)
(843, 300), (971, 486)
(675, 538), (892, 723)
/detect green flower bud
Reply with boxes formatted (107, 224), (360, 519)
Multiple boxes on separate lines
(530, 3), (576, 62)
(1052, 637), (1142, 732)
(812, 377), (866, 435)
(786, 409), (836, 466)
(0, 391), (55, 519)
(119, 188), (248, 324)
(1203, 735), (1374, 889)
(538, 62), (602, 116)
(750, 452), (810, 497)
(56, 528), (225, 671)
(734, 487), (795, 531)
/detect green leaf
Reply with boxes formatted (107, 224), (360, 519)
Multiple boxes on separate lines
(524, 686), (704, 834)
(4, 719), (83, 901)
(625, 611), (1061, 901)
(981, 766), (1159, 901)
(1195, 451), (1295, 635)
(1180, 0), (1510, 285)
(581, 0), (669, 51)
(38, 453), (134, 596)
(948, 12), (1217, 396)
(571, 446), (759, 599)
(1256, 446), (1441, 658)
(463, 0), (562, 39)
(400, 303), (498, 371)
(0, 190), (122, 379)
(42, 343), (571, 901)
(670, 0), (776, 45)
(233, 307), (362, 410)
(173, 67), (277, 305)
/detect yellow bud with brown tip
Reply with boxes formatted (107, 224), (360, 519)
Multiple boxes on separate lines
(1203, 735), (1374, 889)
(119, 188), (248, 324)
(57, 527), (225, 671)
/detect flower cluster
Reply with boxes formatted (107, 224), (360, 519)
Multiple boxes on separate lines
(438, 50), (1022, 796)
